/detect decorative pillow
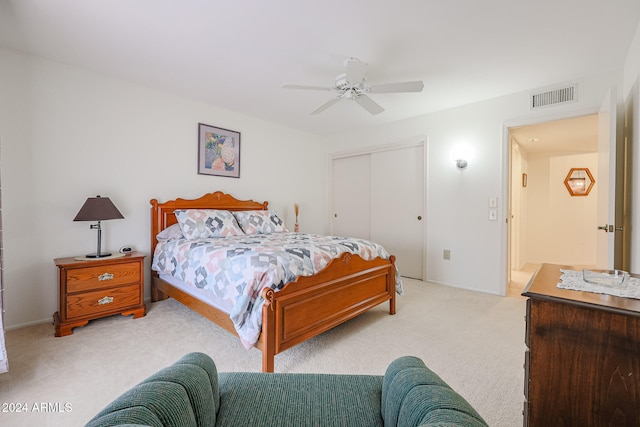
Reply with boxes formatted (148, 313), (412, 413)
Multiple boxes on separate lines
(174, 209), (244, 240)
(156, 223), (185, 241)
(233, 210), (288, 235)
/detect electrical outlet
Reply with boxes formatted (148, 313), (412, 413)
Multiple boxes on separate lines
(443, 249), (451, 260)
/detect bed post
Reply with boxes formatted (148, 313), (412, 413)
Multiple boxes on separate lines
(261, 289), (276, 373)
(389, 255), (397, 315)
(149, 199), (167, 302)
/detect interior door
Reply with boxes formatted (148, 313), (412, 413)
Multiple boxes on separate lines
(596, 87), (622, 269)
(370, 145), (425, 279)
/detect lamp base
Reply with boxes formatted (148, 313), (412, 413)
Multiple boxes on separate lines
(85, 252), (112, 258)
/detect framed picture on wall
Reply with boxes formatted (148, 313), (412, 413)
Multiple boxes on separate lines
(197, 123), (241, 178)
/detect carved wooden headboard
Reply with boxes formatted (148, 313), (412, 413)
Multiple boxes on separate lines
(150, 191), (268, 255)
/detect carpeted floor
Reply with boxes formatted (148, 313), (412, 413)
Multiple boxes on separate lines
(0, 278), (526, 427)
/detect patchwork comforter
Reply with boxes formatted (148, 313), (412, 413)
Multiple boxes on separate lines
(152, 232), (402, 348)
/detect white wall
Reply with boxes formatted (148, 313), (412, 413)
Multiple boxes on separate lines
(525, 153), (599, 266)
(0, 47), (327, 328)
(327, 72), (621, 295)
(624, 20), (640, 98)
(623, 20), (640, 274)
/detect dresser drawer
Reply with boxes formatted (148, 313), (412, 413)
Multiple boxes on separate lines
(66, 284), (141, 319)
(66, 261), (141, 293)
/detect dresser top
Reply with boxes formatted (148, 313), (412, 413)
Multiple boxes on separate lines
(523, 263), (640, 316)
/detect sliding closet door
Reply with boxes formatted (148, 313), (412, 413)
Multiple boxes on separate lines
(331, 143), (425, 280)
(370, 145), (424, 279)
(332, 154), (370, 239)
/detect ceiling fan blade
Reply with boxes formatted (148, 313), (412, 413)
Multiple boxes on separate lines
(310, 97), (341, 115)
(282, 83), (333, 91)
(370, 80), (424, 93)
(355, 94), (385, 115)
(345, 58), (368, 84)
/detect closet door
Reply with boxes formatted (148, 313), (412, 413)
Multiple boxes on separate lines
(370, 145), (424, 279)
(332, 154), (370, 239)
(331, 143), (425, 280)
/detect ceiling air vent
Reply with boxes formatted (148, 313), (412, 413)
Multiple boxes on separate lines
(530, 84), (577, 109)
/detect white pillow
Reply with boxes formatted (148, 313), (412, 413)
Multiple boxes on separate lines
(156, 223), (184, 241)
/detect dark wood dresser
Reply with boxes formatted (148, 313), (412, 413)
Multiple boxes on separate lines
(522, 263), (640, 426)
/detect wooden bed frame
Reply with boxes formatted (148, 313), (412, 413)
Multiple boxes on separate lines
(150, 191), (397, 372)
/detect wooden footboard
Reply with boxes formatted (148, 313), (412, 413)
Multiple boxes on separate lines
(261, 252), (396, 372)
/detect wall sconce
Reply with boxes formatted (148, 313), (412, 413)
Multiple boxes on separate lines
(564, 168), (595, 196)
(450, 145), (471, 169)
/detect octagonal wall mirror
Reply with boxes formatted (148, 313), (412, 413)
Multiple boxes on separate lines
(564, 167), (595, 196)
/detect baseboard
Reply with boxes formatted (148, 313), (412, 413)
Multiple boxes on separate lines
(5, 317), (52, 331)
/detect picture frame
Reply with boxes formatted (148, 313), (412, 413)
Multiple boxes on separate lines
(197, 123), (241, 178)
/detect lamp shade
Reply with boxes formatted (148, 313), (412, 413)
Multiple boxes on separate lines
(73, 196), (124, 222)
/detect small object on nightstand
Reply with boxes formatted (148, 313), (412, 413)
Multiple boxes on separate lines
(53, 252), (146, 337)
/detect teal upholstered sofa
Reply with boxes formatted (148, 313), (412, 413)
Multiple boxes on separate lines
(86, 352), (488, 427)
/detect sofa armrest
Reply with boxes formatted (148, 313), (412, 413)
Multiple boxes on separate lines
(382, 356), (488, 427)
(85, 352), (218, 427)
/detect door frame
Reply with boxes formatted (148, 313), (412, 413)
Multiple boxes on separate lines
(328, 136), (428, 280)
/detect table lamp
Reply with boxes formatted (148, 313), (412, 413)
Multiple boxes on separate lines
(73, 195), (124, 258)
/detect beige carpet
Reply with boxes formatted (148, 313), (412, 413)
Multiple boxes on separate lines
(0, 278), (526, 427)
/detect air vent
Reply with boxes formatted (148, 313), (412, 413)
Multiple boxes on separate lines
(530, 84), (577, 109)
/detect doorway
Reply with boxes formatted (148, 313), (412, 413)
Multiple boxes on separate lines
(508, 114), (600, 296)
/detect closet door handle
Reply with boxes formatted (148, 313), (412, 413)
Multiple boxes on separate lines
(417, 216), (422, 220)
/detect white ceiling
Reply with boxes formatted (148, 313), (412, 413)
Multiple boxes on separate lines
(1, 0), (639, 136)
(511, 114), (598, 155)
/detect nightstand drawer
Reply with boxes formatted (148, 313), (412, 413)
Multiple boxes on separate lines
(66, 261), (141, 293)
(66, 284), (141, 319)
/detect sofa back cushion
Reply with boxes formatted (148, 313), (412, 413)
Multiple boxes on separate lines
(216, 372), (384, 427)
(382, 356), (488, 427)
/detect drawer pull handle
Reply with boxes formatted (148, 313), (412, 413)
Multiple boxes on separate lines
(98, 296), (114, 305)
(98, 273), (114, 281)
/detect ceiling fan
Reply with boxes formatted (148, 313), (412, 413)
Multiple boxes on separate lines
(282, 58), (424, 115)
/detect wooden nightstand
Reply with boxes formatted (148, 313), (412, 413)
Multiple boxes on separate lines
(53, 252), (146, 337)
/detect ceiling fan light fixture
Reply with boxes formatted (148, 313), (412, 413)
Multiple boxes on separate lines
(282, 57), (423, 115)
